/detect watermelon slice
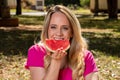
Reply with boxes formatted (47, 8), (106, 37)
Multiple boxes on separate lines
(45, 39), (70, 52)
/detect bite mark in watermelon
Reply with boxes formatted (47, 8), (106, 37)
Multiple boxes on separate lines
(45, 39), (70, 52)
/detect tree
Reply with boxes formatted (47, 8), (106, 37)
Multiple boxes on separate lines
(94, 0), (99, 16)
(70, 0), (80, 6)
(63, 0), (69, 6)
(107, 0), (118, 19)
(45, 0), (81, 7)
(0, 0), (10, 18)
(0, 0), (2, 17)
(0, 0), (18, 27)
(16, 0), (22, 15)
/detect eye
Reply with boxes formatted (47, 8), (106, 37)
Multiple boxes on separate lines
(63, 26), (69, 30)
(50, 24), (57, 29)
(51, 26), (56, 29)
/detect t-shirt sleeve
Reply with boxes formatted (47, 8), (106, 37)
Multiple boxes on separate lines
(25, 45), (46, 69)
(83, 50), (98, 77)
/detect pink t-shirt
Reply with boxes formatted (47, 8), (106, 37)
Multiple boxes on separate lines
(25, 44), (98, 79)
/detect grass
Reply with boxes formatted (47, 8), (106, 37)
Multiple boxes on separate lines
(10, 9), (39, 13)
(94, 51), (120, 80)
(0, 53), (30, 80)
(0, 8), (120, 80)
(11, 15), (44, 25)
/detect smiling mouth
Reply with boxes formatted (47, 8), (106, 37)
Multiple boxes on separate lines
(54, 37), (64, 40)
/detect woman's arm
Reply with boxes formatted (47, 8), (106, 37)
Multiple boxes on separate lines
(44, 50), (66, 80)
(29, 67), (46, 80)
(44, 59), (61, 80)
(29, 60), (61, 80)
(85, 72), (99, 80)
(29, 49), (66, 80)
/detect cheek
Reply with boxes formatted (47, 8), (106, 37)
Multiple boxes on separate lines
(65, 31), (72, 38)
(48, 29), (54, 38)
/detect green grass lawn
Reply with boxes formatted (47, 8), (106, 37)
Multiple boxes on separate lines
(0, 8), (120, 80)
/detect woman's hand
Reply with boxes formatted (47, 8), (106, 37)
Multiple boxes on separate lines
(47, 48), (67, 70)
(48, 48), (67, 60)
(43, 48), (67, 80)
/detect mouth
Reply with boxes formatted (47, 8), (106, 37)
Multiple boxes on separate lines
(54, 37), (64, 40)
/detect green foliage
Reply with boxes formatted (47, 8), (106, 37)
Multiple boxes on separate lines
(45, 0), (80, 6)
(80, 0), (90, 7)
(45, 0), (54, 6)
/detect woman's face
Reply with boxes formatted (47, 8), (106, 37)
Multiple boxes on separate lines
(48, 12), (72, 40)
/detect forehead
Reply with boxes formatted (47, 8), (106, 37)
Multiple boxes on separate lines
(50, 12), (70, 24)
(51, 12), (66, 17)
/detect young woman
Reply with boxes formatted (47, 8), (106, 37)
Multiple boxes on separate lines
(25, 5), (98, 80)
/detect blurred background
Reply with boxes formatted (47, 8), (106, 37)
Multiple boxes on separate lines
(0, 0), (120, 80)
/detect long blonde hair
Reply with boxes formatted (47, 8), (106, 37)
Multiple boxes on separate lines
(41, 5), (88, 80)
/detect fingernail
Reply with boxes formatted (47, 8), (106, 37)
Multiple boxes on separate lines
(57, 48), (60, 51)
(60, 47), (63, 50)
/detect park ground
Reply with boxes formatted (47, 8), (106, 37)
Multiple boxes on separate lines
(0, 8), (120, 80)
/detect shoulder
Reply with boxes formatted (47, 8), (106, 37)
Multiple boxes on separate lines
(27, 43), (47, 62)
(84, 50), (96, 65)
(84, 50), (94, 60)
(28, 43), (46, 55)
(25, 43), (46, 69)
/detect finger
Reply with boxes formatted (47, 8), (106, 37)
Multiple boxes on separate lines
(55, 50), (62, 59)
(51, 49), (60, 59)
(59, 50), (67, 57)
(51, 49), (66, 60)
(62, 51), (67, 56)
(56, 50), (66, 59)
(47, 52), (51, 55)
(54, 49), (61, 56)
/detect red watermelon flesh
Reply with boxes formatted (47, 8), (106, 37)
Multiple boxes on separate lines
(45, 39), (70, 52)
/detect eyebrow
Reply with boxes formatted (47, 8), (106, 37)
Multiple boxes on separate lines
(49, 24), (57, 26)
(50, 24), (70, 27)
(62, 25), (70, 27)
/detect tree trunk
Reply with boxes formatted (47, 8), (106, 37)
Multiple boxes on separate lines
(0, 0), (2, 17)
(16, 0), (22, 15)
(0, 0), (10, 18)
(107, 0), (118, 19)
(94, 0), (99, 16)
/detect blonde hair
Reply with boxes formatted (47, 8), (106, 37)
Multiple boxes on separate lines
(41, 5), (88, 80)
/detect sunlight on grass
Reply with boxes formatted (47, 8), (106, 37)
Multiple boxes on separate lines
(12, 15), (44, 25)
(10, 9), (39, 13)
(72, 7), (91, 14)
(93, 16), (108, 20)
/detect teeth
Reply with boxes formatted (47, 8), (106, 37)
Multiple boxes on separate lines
(54, 38), (64, 40)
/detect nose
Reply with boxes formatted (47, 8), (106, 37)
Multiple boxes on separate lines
(56, 28), (62, 36)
